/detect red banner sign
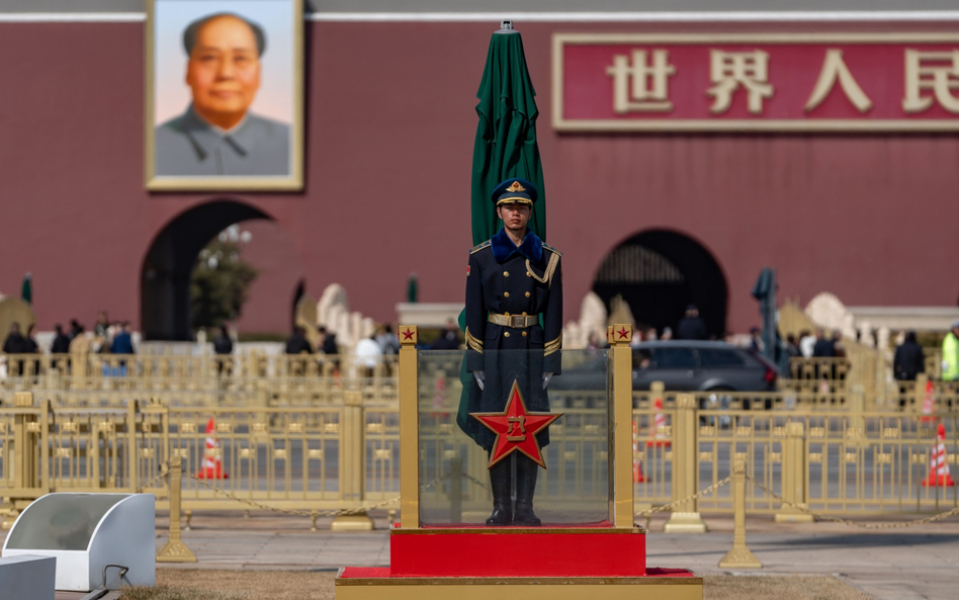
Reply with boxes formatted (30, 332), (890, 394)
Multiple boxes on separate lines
(552, 33), (959, 131)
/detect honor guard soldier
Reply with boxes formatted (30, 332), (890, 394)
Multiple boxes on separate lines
(457, 178), (563, 526)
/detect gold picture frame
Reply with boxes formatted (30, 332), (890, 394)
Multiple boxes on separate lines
(145, 0), (304, 191)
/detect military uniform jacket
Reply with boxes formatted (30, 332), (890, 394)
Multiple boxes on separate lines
(456, 228), (563, 451)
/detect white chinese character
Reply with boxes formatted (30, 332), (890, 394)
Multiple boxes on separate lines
(903, 49), (959, 113)
(706, 50), (774, 115)
(805, 49), (872, 113)
(605, 50), (676, 114)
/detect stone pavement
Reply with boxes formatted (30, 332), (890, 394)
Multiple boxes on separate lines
(5, 511), (959, 599)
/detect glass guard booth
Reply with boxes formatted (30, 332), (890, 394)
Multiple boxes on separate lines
(397, 325), (637, 529)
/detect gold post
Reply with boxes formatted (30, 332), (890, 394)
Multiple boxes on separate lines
(915, 374), (929, 413)
(849, 383), (865, 430)
(664, 393), (707, 532)
(331, 390), (374, 531)
(398, 325), (419, 529)
(719, 458), (762, 569)
(157, 456), (197, 562)
(775, 421), (813, 523)
(610, 324), (634, 527)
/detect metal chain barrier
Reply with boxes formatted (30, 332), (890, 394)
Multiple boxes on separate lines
(636, 476), (732, 517)
(461, 472), (490, 490)
(134, 462), (171, 494)
(746, 474), (959, 529)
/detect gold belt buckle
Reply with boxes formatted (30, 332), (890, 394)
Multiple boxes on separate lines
(511, 316), (525, 328)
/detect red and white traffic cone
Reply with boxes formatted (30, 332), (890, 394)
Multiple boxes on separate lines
(632, 421), (646, 483)
(921, 423), (954, 487)
(921, 380), (936, 423)
(197, 417), (229, 480)
(647, 396), (671, 447)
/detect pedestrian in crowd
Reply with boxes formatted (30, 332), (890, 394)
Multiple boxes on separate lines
(284, 325), (313, 355)
(376, 324), (400, 355)
(586, 332), (601, 350)
(799, 329), (816, 358)
(833, 329), (846, 358)
(630, 329), (643, 348)
(645, 327), (658, 342)
(51, 324), (71, 353)
(109, 322), (134, 376)
(69, 324), (90, 354)
(430, 319), (460, 350)
(24, 324), (39, 354)
(785, 334), (801, 358)
(355, 333), (383, 378)
(94, 311), (109, 338)
(893, 331), (925, 381)
(68, 319), (82, 340)
(3, 323), (27, 377)
(676, 304), (708, 340)
(941, 321), (959, 381)
(749, 327), (763, 353)
(321, 329), (338, 355)
(213, 325), (233, 355)
(812, 328), (835, 358)
(660, 327), (673, 341)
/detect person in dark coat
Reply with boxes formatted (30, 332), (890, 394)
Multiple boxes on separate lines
(893, 331), (925, 381)
(213, 325), (234, 355)
(3, 322), (27, 377)
(812, 328), (836, 357)
(285, 326), (313, 355)
(676, 305), (708, 340)
(430, 319), (461, 350)
(458, 178), (563, 527)
(50, 324), (71, 354)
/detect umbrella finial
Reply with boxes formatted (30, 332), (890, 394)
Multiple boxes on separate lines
(494, 20), (517, 34)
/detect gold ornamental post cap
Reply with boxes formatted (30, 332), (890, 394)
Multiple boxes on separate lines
(610, 324), (632, 346)
(399, 325), (418, 346)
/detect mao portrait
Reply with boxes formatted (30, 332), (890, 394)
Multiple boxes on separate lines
(146, 0), (303, 191)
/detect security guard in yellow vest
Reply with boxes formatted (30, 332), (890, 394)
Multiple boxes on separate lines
(942, 321), (959, 381)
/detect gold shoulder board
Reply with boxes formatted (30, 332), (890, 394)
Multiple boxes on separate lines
(542, 243), (563, 257)
(470, 241), (492, 255)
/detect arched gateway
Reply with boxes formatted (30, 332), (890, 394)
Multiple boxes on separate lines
(141, 200), (275, 341)
(592, 230), (728, 337)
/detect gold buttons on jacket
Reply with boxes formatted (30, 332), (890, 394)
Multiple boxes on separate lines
(525, 292), (530, 298)
(522, 331), (527, 337)
(504, 332), (510, 338)
(503, 271), (509, 277)
(526, 271), (531, 277)
(504, 292), (510, 298)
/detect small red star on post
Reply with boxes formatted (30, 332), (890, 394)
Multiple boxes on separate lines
(471, 380), (562, 468)
(401, 328), (415, 340)
(617, 327), (630, 340)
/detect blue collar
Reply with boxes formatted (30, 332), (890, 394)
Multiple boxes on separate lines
(491, 228), (543, 264)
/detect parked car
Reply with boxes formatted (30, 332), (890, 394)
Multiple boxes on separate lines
(549, 341), (778, 408)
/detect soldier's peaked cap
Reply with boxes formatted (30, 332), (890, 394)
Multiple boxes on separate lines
(491, 178), (537, 206)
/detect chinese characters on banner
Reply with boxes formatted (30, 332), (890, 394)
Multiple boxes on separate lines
(552, 34), (959, 131)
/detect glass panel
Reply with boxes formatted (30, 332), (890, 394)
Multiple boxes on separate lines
(5, 494), (129, 550)
(651, 347), (696, 369)
(698, 348), (746, 367)
(418, 349), (610, 526)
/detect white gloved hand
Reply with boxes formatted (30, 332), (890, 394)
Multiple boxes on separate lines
(474, 371), (485, 391)
(542, 372), (553, 389)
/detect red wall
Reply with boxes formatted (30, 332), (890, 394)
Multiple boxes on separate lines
(1, 19), (958, 334)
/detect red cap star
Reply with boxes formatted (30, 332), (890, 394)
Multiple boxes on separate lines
(471, 380), (562, 469)
(617, 327), (630, 340)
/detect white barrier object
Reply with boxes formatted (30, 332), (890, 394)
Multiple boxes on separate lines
(2, 493), (155, 592)
(0, 555), (56, 600)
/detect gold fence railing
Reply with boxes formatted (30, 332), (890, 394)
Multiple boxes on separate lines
(3, 387), (957, 527)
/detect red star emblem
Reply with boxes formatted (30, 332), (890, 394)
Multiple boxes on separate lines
(471, 380), (562, 469)
(401, 328), (415, 340)
(617, 327), (630, 340)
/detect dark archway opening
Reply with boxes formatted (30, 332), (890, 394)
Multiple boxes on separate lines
(592, 230), (728, 337)
(141, 200), (272, 341)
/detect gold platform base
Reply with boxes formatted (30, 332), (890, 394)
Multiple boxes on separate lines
(774, 510), (815, 523)
(336, 574), (703, 600)
(663, 512), (708, 533)
(331, 512), (375, 531)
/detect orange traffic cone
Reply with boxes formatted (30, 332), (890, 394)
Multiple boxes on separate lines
(647, 396), (671, 447)
(921, 380), (936, 423)
(197, 417), (229, 480)
(632, 421), (646, 483)
(921, 423), (954, 487)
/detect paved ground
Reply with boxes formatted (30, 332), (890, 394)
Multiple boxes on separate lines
(5, 511), (959, 600)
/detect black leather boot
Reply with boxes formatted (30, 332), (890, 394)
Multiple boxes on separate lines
(486, 458), (512, 525)
(512, 455), (541, 526)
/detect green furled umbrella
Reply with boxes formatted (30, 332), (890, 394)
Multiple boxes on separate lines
(407, 273), (418, 304)
(21, 272), (32, 304)
(470, 24), (547, 245)
(458, 23), (547, 435)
